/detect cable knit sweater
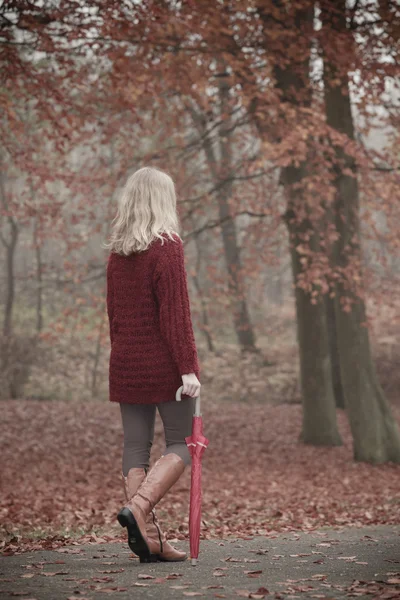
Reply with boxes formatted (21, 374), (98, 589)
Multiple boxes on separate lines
(106, 233), (200, 404)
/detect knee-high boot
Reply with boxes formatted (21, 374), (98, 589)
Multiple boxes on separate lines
(118, 455), (187, 562)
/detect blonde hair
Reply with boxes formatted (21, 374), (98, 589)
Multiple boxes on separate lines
(103, 167), (181, 255)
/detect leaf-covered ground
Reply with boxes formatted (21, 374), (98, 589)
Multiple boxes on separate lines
(1, 400), (399, 555)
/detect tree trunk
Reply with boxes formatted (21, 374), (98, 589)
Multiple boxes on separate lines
(255, 0), (342, 444)
(271, 244), (285, 306)
(325, 294), (345, 408)
(189, 87), (258, 353)
(0, 170), (18, 338)
(283, 170), (342, 446)
(33, 217), (43, 333)
(321, 0), (400, 462)
(3, 223), (18, 337)
(192, 232), (215, 352)
(218, 73), (257, 353)
(323, 192), (346, 409)
(91, 308), (105, 397)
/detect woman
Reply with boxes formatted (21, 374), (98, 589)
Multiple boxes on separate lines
(105, 166), (201, 563)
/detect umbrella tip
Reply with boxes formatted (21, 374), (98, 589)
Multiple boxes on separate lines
(191, 558), (197, 566)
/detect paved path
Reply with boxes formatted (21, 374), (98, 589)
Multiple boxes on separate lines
(1, 525), (399, 599)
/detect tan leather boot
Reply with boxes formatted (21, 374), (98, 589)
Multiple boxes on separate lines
(121, 467), (186, 561)
(117, 454), (187, 563)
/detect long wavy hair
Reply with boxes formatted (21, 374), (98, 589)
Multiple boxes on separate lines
(103, 166), (181, 255)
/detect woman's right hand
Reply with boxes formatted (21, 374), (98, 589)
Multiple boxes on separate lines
(181, 373), (201, 398)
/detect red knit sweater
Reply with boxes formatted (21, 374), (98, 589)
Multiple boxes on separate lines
(106, 233), (200, 404)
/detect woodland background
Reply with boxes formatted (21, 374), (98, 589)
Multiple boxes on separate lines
(1, 0), (400, 549)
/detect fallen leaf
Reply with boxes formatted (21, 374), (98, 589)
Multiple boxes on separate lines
(48, 560), (66, 564)
(224, 557), (242, 563)
(244, 559), (259, 563)
(91, 588), (127, 593)
(170, 585), (190, 589)
(99, 569), (124, 573)
(316, 543), (331, 547)
(207, 586), (225, 589)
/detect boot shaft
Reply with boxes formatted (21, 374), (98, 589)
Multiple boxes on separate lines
(122, 468), (146, 501)
(131, 453), (186, 514)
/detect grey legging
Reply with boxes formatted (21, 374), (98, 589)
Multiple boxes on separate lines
(119, 398), (195, 476)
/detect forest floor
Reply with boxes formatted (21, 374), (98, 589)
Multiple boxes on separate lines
(1, 399), (399, 552)
(1, 399), (400, 598)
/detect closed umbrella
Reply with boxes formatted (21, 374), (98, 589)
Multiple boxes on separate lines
(176, 386), (209, 566)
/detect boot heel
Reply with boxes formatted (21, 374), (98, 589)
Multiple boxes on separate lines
(140, 554), (160, 563)
(117, 507), (134, 528)
(117, 507), (152, 561)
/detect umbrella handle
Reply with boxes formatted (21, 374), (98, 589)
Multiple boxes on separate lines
(176, 385), (201, 417)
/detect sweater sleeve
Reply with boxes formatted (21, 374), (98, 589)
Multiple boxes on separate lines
(106, 255), (115, 345)
(153, 236), (200, 378)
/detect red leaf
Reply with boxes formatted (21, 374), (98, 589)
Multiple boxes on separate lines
(244, 570), (263, 578)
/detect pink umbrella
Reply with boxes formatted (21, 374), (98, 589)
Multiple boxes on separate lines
(176, 386), (209, 566)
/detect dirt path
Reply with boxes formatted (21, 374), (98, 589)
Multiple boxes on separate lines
(1, 525), (399, 600)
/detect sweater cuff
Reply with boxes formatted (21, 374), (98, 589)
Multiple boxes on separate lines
(178, 353), (200, 377)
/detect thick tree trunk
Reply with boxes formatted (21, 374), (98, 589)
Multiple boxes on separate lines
(325, 294), (345, 408)
(283, 168), (342, 446)
(255, 0), (342, 444)
(321, 0), (400, 462)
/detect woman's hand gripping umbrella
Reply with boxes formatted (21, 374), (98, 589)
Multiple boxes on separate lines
(176, 386), (209, 566)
